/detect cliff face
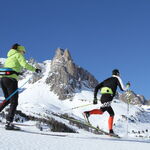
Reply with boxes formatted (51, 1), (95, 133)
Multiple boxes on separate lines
(46, 48), (98, 100)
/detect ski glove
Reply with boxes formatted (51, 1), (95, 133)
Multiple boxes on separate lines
(93, 98), (98, 105)
(35, 68), (42, 73)
(126, 82), (131, 89)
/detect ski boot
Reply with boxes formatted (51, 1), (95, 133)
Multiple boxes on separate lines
(109, 129), (119, 137)
(5, 121), (20, 130)
(109, 129), (114, 134)
(82, 111), (90, 124)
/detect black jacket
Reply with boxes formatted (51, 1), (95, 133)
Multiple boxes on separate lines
(94, 75), (126, 98)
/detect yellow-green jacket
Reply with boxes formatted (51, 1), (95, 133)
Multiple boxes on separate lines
(1, 49), (36, 80)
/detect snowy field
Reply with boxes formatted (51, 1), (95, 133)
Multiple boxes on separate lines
(0, 124), (150, 150)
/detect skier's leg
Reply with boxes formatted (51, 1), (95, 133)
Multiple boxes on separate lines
(100, 94), (115, 133)
(83, 109), (104, 123)
(0, 78), (11, 112)
(83, 95), (110, 122)
(89, 109), (104, 115)
(6, 95), (18, 122)
(107, 106), (115, 133)
(88, 94), (107, 115)
(3, 78), (19, 123)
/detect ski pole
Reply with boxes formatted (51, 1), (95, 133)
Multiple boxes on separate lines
(63, 103), (93, 111)
(126, 89), (132, 137)
(0, 76), (32, 106)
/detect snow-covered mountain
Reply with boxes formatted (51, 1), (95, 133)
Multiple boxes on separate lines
(0, 49), (150, 149)
(119, 91), (147, 105)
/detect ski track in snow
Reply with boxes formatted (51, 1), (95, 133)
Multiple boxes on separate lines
(0, 125), (150, 150)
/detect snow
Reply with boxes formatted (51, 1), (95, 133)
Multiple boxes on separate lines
(0, 59), (150, 149)
(0, 58), (6, 64)
(0, 125), (149, 150)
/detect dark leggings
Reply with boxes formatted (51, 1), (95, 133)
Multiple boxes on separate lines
(100, 94), (115, 116)
(100, 106), (114, 116)
(89, 94), (115, 116)
(0, 77), (18, 122)
(88, 94), (115, 130)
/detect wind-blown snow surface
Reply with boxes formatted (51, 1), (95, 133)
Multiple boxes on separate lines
(0, 126), (149, 150)
(0, 59), (150, 149)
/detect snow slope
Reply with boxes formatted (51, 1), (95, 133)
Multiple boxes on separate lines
(0, 124), (150, 150)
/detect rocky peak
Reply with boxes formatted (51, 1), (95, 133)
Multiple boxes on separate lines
(52, 48), (72, 65)
(46, 48), (98, 100)
(119, 91), (146, 105)
(64, 49), (72, 61)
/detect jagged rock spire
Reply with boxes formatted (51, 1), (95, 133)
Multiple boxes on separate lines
(46, 48), (98, 100)
(52, 48), (72, 62)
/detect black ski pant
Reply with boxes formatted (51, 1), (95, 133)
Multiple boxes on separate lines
(89, 94), (115, 116)
(88, 94), (115, 131)
(0, 77), (18, 122)
(100, 94), (115, 116)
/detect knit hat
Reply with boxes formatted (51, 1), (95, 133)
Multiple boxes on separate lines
(112, 69), (120, 76)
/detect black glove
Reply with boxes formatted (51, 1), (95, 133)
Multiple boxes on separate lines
(35, 68), (42, 73)
(93, 98), (98, 105)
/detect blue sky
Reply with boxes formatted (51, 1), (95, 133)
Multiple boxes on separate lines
(0, 0), (150, 99)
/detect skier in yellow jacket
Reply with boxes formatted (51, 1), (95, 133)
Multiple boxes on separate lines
(0, 43), (41, 130)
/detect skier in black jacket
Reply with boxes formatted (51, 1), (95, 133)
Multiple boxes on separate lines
(83, 69), (130, 135)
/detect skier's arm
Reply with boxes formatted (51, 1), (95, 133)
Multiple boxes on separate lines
(116, 76), (128, 91)
(94, 82), (103, 98)
(16, 53), (36, 72)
